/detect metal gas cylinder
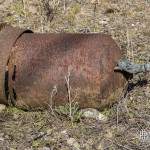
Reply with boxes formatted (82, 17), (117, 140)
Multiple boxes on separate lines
(0, 25), (127, 110)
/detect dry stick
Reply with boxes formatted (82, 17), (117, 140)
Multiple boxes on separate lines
(116, 81), (129, 130)
(107, 139), (133, 150)
(40, 0), (45, 33)
(32, 132), (47, 141)
(116, 104), (119, 130)
(65, 70), (73, 122)
(63, 0), (66, 12)
(114, 141), (133, 150)
(93, 2), (97, 32)
(22, 0), (26, 18)
(126, 28), (134, 62)
(48, 85), (57, 118)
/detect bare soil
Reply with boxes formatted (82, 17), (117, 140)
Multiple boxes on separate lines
(0, 0), (150, 149)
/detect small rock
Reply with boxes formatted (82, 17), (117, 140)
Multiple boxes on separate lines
(81, 108), (108, 122)
(105, 129), (113, 138)
(67, 138), (80, 150)
(97, 143), (104, 150)
(0, 104), (6, 112)
(78, 28), (90, 33)
(46, 129), (52, 135)
(13, 114), (19, 119)
(0, 137), (4, 141)
(41, 147), (51, 150)
(99, 18), (109, 25)
(61, 130), (69, 139)
(145, 92), (150, 98)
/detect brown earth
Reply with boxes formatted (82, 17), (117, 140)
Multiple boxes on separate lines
(0, 0), (150, 149)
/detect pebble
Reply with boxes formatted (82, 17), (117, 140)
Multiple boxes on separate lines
(41, 147), (51, 150)
(0, 137), (4, 141)
(0, 104), (6, 112)
(67, 138), (80, 150)
(81, 108), (108, 122)
(145, 92), (150, 98)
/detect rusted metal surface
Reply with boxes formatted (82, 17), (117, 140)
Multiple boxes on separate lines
(0, 25), (32, 105)
(6, 31), (126, 110)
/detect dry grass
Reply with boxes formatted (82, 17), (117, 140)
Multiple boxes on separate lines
(0, 0), (150, 149)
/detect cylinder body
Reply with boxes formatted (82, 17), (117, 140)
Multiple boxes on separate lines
(7, 32), (126, 109)
(0, 25), (32, 105)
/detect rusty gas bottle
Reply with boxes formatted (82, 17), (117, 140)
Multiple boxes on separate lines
(0, 25), (127, 110)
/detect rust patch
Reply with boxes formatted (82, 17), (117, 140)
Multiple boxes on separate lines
(7, 31), (126, 109)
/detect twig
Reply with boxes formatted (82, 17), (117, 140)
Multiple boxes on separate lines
(114, 141), (133, 150)
(65, 68), (73, 122)
(107, 139), (133, 150)
(48, 85), (57, 118)
(32, 132), (47, 141)
(63, 0), (66, 12)
(116, 82), (129, 129)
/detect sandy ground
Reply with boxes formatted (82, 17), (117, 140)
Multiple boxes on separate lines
(0, 0), (150, 149)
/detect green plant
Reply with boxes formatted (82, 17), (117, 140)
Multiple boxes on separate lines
(55, 102), (82, 123)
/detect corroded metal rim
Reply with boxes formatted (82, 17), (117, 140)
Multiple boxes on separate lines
(0, 24), (33, 105)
